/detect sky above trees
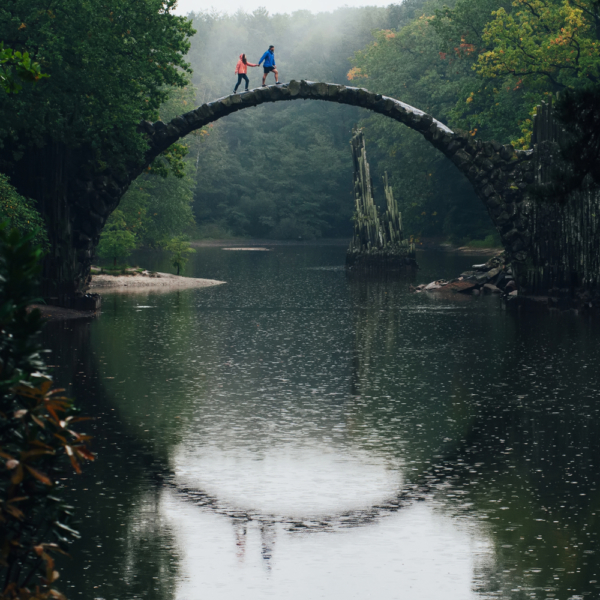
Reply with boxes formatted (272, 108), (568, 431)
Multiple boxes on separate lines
(173, 0), (390, 17)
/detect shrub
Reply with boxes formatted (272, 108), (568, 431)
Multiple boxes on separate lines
(0, 175), (48, 251)
(96, 210), (137, 267)
(0, 224), (93, 600)
(164, 236), (195, 276)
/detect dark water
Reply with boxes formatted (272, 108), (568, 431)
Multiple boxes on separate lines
(44, 245), (600, 600)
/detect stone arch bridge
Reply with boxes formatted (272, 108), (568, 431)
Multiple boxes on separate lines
(51, 80), (537, 304)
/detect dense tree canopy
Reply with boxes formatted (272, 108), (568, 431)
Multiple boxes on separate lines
(0, 0), (194, 170)
(477, 0), (600, 89)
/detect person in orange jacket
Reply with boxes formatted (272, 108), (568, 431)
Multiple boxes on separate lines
(233, 53), (259, 93)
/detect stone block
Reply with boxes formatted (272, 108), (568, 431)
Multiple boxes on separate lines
(446, 139), (464, 154)
(495, 212), (511, 226)
(500, 144), (515, 160)
(312, 82), (329, 97)
(482, 184), (495, 198)
(483, 283), (501, 294)
(355, 87), (372, 106)
(195, 104), (212, 119)
(241, 91), (259, 105)
(287, 80), (301, 96)
(268, 85), (286, 100)
(327, 84), (342, 98)
(483, 142), (495, 157)
(171, 116), (187, 130)
(298, 80), (312, 97)
(90, 195), (106, 216)
(451, 149), (471, 170)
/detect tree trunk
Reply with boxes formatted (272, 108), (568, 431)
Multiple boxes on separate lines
(6, 141), (96, 307)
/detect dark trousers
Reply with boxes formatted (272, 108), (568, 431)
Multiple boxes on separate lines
(234, 73), (249, 91)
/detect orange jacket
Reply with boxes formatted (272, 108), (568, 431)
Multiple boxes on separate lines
(235, 54), (258, 74)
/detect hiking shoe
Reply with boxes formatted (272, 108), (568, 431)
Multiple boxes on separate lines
(233, 90), (237, 94)
(262, 84), (267, 87)
(276, 82), (282, 85)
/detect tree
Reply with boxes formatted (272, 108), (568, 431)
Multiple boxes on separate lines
(431, 0), (537, 147)
(0, 40), (49, 249)
(164, 236), (195, 276)
(0, 224), (93, 600)
(96, 210), (137, 268)
(0, 0), (195, 170)
(349, 2), (499, 241)
(477, 0), (600, 90)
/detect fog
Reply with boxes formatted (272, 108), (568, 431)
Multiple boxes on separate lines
(174, 0), (390, 16)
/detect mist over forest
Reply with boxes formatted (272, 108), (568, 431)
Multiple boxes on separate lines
(116, 0), (507, 245)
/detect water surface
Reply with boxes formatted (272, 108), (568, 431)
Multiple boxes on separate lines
(45, 245), (600, 600)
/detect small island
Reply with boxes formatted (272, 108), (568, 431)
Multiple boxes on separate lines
(89, 269), (225, 292)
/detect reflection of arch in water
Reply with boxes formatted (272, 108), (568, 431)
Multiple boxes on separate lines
(166, 449), (465, 535)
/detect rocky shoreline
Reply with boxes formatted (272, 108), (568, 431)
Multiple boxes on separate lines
(412, 253), (516, 297)
(412, 253), (598, 314)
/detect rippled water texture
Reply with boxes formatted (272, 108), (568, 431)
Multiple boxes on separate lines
(44, 245), (600, 600)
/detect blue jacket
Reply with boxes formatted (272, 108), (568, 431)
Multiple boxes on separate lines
(259, 49), (276, 68)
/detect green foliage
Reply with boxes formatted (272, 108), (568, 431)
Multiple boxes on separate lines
(96, 210), (137, 267)
(118, 153), (197, 248)
(149, 143), (189, 179)
(0, 224), (93, 600)
(477, 0), (600, 89)
(164, 236), (195, 276)
(349, 2), (498, 240)
(0, 42), (48, 94)
(0, 0), (195, 170)
(432, 0), (600, 148)
(0, 174), (47, 250)
(431, 0), (537, 146)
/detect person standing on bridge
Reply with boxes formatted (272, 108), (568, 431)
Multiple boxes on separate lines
(233, 53), (259, 93)
(258, 45), (280, 86)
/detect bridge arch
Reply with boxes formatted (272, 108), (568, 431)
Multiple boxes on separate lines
(138, 80), (534, 262)
(60, 81), (536, 302)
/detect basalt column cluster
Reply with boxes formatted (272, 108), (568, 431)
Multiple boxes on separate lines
(346, 129), (417, 272)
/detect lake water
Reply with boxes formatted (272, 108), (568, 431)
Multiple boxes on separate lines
(44, 244), (600, 600)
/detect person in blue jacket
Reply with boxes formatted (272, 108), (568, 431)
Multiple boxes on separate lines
(258, 45), (280, 86)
